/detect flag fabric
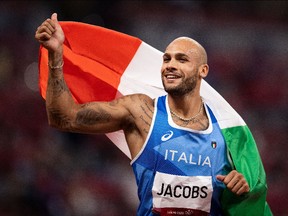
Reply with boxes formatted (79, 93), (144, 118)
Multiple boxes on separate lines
(38, 21), (272, 215)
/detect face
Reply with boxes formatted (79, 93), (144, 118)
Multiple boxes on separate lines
(161, 38), (207, 96)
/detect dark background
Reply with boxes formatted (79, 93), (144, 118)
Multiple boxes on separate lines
(0, 1), (287, 215)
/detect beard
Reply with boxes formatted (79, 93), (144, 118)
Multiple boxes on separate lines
(163, 74), (198, 96)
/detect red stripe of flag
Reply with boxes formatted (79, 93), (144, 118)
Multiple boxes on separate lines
(39, 21), (142, 103)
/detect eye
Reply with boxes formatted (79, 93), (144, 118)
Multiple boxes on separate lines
(163, 56), (170, 63)
(179, 58), (187, 63)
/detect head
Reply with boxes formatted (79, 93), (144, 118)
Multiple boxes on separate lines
(161, 37), (209, 96)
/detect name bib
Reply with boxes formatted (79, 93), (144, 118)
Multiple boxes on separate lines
(152, 172), (213, 215)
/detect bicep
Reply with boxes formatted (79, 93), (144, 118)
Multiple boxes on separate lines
(71, 99), (130, 134)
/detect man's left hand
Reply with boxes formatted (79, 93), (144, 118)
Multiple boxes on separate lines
(216, 170), (250, 195)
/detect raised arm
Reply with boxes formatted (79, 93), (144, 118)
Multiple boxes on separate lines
(34, 13), (131, 134)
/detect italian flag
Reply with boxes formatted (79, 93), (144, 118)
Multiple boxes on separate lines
(38, 22), (272, 215)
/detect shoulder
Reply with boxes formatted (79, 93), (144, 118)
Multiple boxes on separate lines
(106, 93), (155, 122)
(128, 93), (154, 103)
(112, 93), (154, 109)
(120, 93), (155, 128)
(121, 94), (156, 158)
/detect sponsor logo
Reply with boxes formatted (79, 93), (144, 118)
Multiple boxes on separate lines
(161, 130), (174, 142)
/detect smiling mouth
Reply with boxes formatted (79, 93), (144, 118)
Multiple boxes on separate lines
(165, 74), (181, 81)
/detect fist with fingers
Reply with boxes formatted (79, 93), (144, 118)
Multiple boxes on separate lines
(35, 13), (65, 52)
(216, 170), (250, 196)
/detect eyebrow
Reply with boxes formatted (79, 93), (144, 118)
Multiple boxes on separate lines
(163, 53), (190, 58)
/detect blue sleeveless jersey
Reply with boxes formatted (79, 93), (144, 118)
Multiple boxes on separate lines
(131, 95), (232, 216)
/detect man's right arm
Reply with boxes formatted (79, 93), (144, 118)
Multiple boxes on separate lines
(45, 46), (78, 130)
(35, 13), (132, 134)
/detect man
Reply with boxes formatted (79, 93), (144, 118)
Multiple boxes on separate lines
(35, 13), (269, 215)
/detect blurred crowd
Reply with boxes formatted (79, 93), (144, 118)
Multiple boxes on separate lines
(0, 1), (287, 215)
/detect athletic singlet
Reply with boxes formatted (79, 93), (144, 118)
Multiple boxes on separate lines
(131, 95), (233, 216)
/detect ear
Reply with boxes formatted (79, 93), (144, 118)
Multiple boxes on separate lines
(199, 64), (209, 78)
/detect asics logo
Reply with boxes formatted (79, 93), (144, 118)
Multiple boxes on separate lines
(161, 130), (174, 142)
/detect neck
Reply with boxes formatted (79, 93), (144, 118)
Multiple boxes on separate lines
(168, 92), (202, 117)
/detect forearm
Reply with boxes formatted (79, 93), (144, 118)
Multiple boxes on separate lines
(46, 47), (78, 130)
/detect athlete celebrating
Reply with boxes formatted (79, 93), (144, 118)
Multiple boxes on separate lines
(35, 13), (271, 215)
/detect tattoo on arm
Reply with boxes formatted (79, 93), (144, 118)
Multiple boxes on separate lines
(137, 96), (154, 134)
(139, 97), (154, 126)
(48, 108), (72, 128)
(48, 76), (70, 98)
(143, 98), (153, 114)
(140, 105), (152, 120)
(76, 107), (112, 126)
(143, 128), (149, 134)
(140, 115), (150, 127)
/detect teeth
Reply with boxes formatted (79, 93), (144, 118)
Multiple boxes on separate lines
(167, 75), (178, 79)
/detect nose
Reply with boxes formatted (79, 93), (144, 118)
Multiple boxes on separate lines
(164, 59), (177, 72)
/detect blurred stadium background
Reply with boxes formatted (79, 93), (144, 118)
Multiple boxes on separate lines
(0, 1), (287, 215)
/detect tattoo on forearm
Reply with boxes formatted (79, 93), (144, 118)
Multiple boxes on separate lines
(48, 108), (72, 128)
(48, 76), (70, 98)
(76, 108), (111, 125)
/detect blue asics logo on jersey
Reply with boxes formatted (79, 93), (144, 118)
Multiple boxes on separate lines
(161, 130), (174, 142)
